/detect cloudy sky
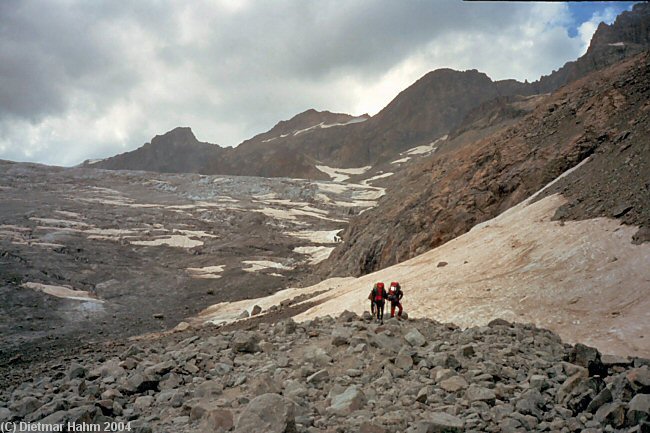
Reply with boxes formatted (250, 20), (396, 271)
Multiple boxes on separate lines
(0, 1), (636, 166)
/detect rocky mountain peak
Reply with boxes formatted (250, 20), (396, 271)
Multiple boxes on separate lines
(533, 2), (650, 93)
(150, 126), (200, 147)
(255, 109), (363, 142)
(589, 2), (650, 49)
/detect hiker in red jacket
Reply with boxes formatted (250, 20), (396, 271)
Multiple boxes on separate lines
(388, 281), (404, 319)
(371, 282), (387, 323)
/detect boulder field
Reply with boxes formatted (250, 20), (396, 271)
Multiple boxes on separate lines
(1, 312), (648, 432)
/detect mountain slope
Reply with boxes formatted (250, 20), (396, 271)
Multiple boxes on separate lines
(85, 3), (650, 180)
(88, 70), (527, 179)
(321, 53), (650, 276)
(86, 127), (231, 174)
(198, 191), (650, 358)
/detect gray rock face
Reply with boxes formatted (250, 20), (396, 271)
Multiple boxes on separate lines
(595, 402), (627, 428)
(466, 385), (496, 405)
(304, 347), (332, 366)
(427, 412), (465, 432)
(439, 375), (469, 393)
(200, 408), (234, 432)
(407, 413), (464, 433)
(234, 394), (296, 433)
(331, 326), (352, 346)
(10, 397), (40, 418)
(231, 331), (261, 353)
(0, 407), (13, 422)
(404, 328), (426, 347)
(569, 343), (607, 377)
(144, 360), (174, 377)
(194, 380), (224, 398)
(628, 367), (650, 391)
(133, 395), (154, 411)
(328, 386), (366, 416)
(529, 374), (548, 391)
(628, 394), (650, 424)
(515, 389), (545, 418)
(395, 352), (414, 371)
(68, 362), (87, 379)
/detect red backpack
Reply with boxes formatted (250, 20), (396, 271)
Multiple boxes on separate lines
(374, 282), (385, 301)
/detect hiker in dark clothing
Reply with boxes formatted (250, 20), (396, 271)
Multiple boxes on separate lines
(388, 281), (404, 319)
(368, 289), (376, 316)
(371, 282), (387, 323)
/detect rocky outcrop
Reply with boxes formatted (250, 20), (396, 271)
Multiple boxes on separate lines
(2, 313), (649, 432)
(88, 127), (231, 174)
(322, 52), (650, 276)
(533, 2), (650, 94)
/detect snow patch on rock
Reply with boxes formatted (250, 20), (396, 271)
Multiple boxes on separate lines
(361, 172), (393, 186)
(186, 265), (225, 279)
(242, 260), (293, 273)
(130, 235), (204, 248)
(23, 282), (104, 303)
(293, 246), (336, 264)
(315, 165), (372, 182)
(285, 229), (342, 243)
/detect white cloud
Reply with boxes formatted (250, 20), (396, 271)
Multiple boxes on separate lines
(0, 1), (629, 166)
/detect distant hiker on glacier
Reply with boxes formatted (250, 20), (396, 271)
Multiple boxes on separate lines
(370, 282), (387, 323)
(388, 281), (404, 319)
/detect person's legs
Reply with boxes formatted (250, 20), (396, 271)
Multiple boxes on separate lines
(378, 301), (384, 322)
(390, 302), (396, 318)
(397, 302), (403, 317)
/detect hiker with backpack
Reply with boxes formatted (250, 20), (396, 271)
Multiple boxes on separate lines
(368, 288), (376, 316)
(370, 282), (387, 323)
(388, 281), (404, 319)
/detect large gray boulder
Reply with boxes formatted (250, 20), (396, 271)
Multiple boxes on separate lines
(406, 413), (464, 433)
(68, 362), (87, 379)
(439, 375), (469, 393)
(515, 389), (545, 418)
(231, 331), (261, 353)
(200, 408), (235, 432)
(395, 352), (414, 371)
(466, 385), (496, 405)
(144, 360), (175, 377)
(0, 407), (13, 422)
(234, 393), (296, 433)
(304, 347), (332, 367)
(194, 380), (224, 398)
(628, 394), (650, 425)
(327, 386), (366, 416)
(567, 343), (606, 377)
(405, 328), (426, 347)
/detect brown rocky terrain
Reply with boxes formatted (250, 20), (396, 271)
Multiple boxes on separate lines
(322, 52), (650, 277)
(1, 313), (649, 433)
